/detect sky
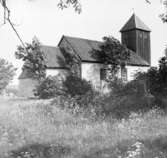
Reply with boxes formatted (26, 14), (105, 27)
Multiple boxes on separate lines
(0, 0), (167, 85)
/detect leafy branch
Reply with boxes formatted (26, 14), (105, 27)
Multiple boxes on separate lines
(15, 37), (46, 80)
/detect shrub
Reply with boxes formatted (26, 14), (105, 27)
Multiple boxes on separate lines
(135, 56), (167, 95)
(51, 76), (156, 119)
(34, 74), (94, 100)
(109, 77), (146, 97)
(34, 75), (63, 99)
(62, 75), (93, 97)
(100, 78), (156, 118)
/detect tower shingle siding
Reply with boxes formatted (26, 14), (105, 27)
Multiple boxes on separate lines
(121, 14), (151, 65)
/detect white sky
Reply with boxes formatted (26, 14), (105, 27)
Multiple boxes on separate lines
(0, 0), (167, 84)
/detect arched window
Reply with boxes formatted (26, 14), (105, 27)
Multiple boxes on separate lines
(121, 67), (127, 82)
(100, 68), (106, 80)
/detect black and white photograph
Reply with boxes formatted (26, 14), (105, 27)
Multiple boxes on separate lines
(0, 0), (167, 157)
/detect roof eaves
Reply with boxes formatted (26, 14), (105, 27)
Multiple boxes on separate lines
(127, 63), (150, 67)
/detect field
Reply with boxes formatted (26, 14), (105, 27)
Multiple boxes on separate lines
(0, 98), (167, 158)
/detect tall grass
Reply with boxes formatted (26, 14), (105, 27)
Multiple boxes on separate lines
(0, 98), (167, 158)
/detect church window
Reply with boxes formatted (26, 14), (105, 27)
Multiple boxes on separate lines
(121, 67), (127, 82)
(100, 68), (106, 80)
(144, 34), (147, 39)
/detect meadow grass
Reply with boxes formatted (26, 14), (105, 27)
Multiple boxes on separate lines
(0, 98), (167, 158)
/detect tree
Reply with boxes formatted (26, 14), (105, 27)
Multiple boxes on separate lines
(91, 36), (130, 81)
(135, 55), (167, 94)
(0, 58), (16, 93)
(15, 37), (46, 81)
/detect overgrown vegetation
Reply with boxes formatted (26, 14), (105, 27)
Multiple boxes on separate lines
(135, 56), (167, 95)
(0, 99), (167, 158)
(52, 78), (156, 119)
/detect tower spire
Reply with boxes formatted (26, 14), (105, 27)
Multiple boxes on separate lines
(120, 14), (151, 65)
(132, 8), (135, 14)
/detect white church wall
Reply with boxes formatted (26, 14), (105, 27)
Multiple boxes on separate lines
(46, 69), (68, 79)
(81, 62), (102, 90)
(18, 79), (38, 98)
(46, 69), (61, 76)
(81, 62), (109, 92)
(81, 63), (150, 93)
(18, 65), (150, 98)
(126, 65), (149, 81)
(18, 69), (68, 98)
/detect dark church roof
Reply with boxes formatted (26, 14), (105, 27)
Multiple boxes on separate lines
(61, 36), (150, 66)
(59, 36), (102, 62)
(120, 14), (151, 32)
(41, 45), (66, 68)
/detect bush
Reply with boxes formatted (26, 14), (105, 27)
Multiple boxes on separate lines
(34, 75), (63, 99)
(34, 74), (94, 100)
(51, 76), (156, 119)
(62, 75), (93, 97)
(109, 77), (146, 97)
(101, 78), (156, 118)
(135, 56), (167, 95)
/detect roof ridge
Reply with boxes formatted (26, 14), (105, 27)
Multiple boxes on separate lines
(133, 14), (137, 28)
(64, 35), (102, 43)
(41, 45), (58, 48)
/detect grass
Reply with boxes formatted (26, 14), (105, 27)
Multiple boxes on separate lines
(0, 98), (167, 157)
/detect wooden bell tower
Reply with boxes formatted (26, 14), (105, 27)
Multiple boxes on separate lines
(120, 14), (151, 65)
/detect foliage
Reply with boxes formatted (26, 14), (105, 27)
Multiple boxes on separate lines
(35, 74), (93, 99)
(109, 77), (146, 97)
(91, 36), (130, 80)
(57, 0), (81, 13)
(0, 58), (16, 93)
(53, 77), (155, 119)
(159, 0), (167, 22)
(135, 56), (167, 94)
(15, 37), (46, 80)
(34, 75), (63, 99)
(101, 78), (155, 118)
(62, 74), (93, 97)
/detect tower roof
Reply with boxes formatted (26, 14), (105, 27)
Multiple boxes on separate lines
(120, 14), (151, 32)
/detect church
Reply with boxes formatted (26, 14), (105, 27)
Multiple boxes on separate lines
(18, 14), (151, 97)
